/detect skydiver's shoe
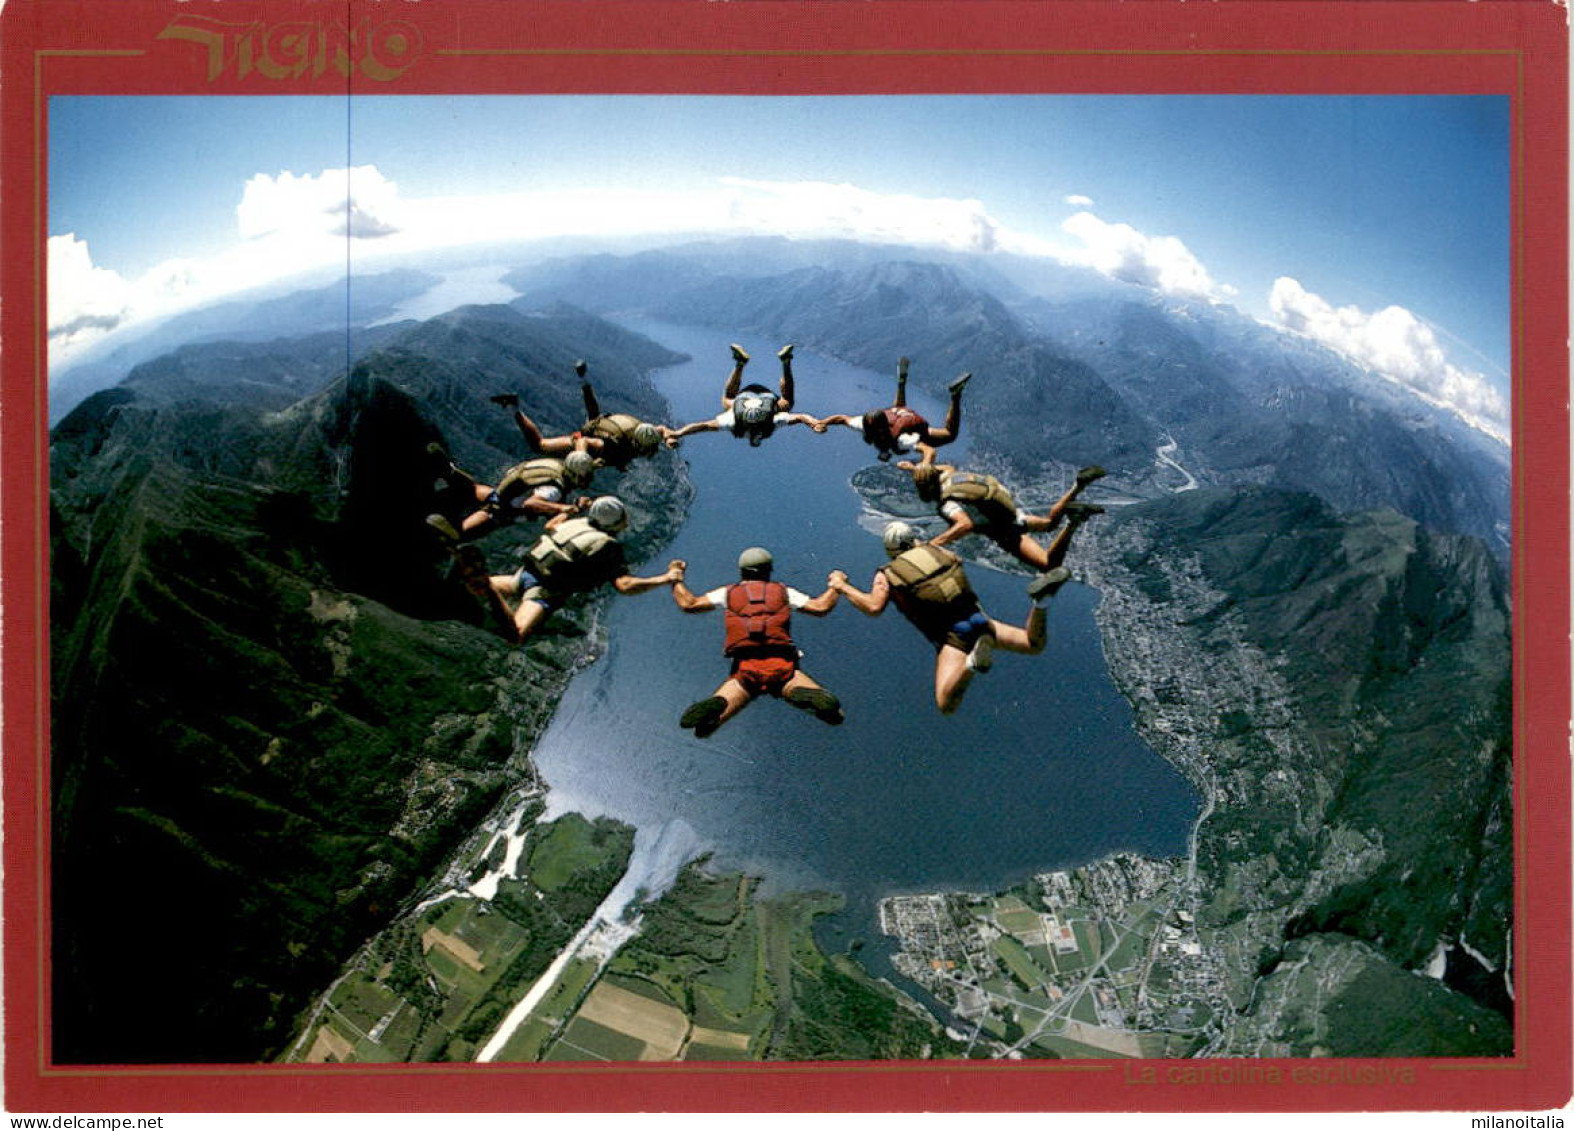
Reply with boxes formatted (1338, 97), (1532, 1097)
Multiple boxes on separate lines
(1062, 502), (1106, 524)
(680, 696), (728, 739)
(877, 450), (893, 462)
(898, 356), (911, 376)
(730, 343), (750, 364)
(1027, 566), (1073, 603)
(777, 343), (794, 361)
(426, 514), (461, 544)
(490, 393), (519, 408)
(1075, 464), (1107, 487)
(948, 371), (973, 395)
(966, 633), (995, 674)
(785, 687), (845, 726)
(574, 359), (588, 378)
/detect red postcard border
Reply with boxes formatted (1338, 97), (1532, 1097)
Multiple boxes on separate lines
(3, 0), (1568, 1114)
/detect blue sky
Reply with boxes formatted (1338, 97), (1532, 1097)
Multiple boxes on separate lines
(49, 94), (1511, 436)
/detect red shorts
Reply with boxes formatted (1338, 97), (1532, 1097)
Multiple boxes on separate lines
(730, 655), (798, 697)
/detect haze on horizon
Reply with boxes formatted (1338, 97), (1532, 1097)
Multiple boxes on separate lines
(48, 94), (1512, 443)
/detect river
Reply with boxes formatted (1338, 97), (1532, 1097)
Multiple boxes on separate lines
(533, 319), (1199, 974)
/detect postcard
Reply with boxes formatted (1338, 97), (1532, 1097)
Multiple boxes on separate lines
(3, 0), (1568, 1116)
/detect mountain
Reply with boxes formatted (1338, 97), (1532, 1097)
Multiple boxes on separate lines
(48, 303), (689, 1063)
(504, 240), (1509, 549)
(1085, 487), (1511, 1052)
(48, 268), (442, 423)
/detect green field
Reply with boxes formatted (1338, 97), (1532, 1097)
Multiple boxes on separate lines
(548, 1016), (648, 1062)
(993, 935), (1053, 990)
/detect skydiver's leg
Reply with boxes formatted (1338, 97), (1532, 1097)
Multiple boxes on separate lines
(459, 508), (501, 539)
(1010, 532), (1052, 572)
(934, 371), (970, 444)
(1018, 516), (1088, 575)
(505, 593), (553, 645)
(777, 344), (795, 411)
(581, 380), (602, 421)
(723, 343), (749, 407)
(681, 678), (755, 737)
(933, 645), (976, 714)
(512, 409), (547, 452)
(1043, 464), (1108, 525)
(991, 605), (1047, 655)
(781, 670), (844, 725)
(894, 356), (910, 407)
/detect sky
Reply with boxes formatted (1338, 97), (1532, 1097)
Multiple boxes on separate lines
(48, 95), (1511, 441)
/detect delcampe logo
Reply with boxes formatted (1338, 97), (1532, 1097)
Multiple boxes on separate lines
(157, 15), (423, 82)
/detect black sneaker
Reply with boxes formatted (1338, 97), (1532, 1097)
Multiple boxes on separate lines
(948, 371), (973, 395)
(1075, 464), (1107, 487)
(680, 696), (728, 738)
(785, 687), (844, 726)
(1062, 502), (1106, 524)
(777, 343), (794, 361)
(1027, 566), (1072, 602)
(490, 393), (519, 408)
(730, 343), (750, 364)
(574, 359), (588, 378)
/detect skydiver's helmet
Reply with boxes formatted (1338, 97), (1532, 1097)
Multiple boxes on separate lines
(734, 393), (776, 446)
(911, 463), (942, 502)
(737, 545), (773, 579)
(632, 423), (662, 457)
(562, 450), (596, 488)
(587, 496), (629, 533)
(882, 521), (920, 558)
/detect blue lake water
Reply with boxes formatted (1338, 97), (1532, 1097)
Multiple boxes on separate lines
(534, 319), (1198, 948)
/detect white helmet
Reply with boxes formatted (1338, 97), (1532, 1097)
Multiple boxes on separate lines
(882, 521), (919, 557)
(632, 423), (662, 456)
(563, 450), (596, 487)
(587, 496), (629, 533)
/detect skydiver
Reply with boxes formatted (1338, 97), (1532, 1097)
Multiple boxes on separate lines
(667, 344), (826, 447)
(493, 359), (676, 470)
(829, 522), (1075, 714)
(668, 546), (844, 738)
(902, 459), (1106, 572)
(451, 496), (683, 646)
(424, 444), (597, 542)
(816, 357), (970, 462)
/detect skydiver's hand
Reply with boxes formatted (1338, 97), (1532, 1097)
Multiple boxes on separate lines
(828, 570), (848, 589)
(573, 496), (592, 512)
(896, 460), (917, 472)
(668, 559), (687, 581)
(810, 419), (828, 433)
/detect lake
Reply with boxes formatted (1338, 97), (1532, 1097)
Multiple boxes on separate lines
(534, 319), (1199, 954)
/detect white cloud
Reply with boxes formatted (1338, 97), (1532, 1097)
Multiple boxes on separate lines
(1269, 276), (1509, 442)
(716, 178), (1000, 253)
(1060, 211), (1235, 302)
(1065, 194), (1094, 208)
(48, 234), (137, 357)
(237, 166), (403, 241)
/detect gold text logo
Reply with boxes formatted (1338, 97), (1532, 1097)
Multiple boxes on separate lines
(158, 16), (422, 82)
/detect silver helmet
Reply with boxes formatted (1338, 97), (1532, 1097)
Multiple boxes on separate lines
(587, 495), (629, 533)
(562, 450), (596, 487)
(882, 521), (920, 557)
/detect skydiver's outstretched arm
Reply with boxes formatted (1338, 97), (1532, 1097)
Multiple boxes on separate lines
(780, 412), (827, 433)
(929, 511), (976, 548)
(668, 418), (722, 441)
(815, 413), (859, 429)
(669, 562), (716, 612)
(828, 570), (891, 616)
(612, 562), (686, 597)
(798, 584), (840, 616)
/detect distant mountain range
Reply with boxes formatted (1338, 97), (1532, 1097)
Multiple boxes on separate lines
(506, 238), (1510, 551)
(49, 301), (687, 1062)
